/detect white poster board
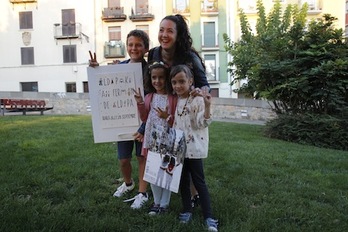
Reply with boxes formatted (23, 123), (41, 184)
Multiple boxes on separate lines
(143, 125), (186, 193)
(87, 63), (144, 143)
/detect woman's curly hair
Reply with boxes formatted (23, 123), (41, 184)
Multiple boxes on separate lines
(161, 14), (205, 70)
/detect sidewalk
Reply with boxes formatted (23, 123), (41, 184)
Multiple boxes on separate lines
(213, 118), (266, 125)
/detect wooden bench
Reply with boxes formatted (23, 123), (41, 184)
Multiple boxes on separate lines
(0, 98), (53, 116)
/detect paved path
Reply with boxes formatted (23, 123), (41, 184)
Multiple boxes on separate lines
(213, 118), (266, 125)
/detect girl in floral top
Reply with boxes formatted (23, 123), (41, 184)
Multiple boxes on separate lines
(134, 61), (177, 215)
(170, 64), (218, 232)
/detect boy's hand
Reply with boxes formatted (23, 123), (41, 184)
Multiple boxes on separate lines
(133, 88), (143, 104)
(133, 132), (144, 142)
(89, 51), (99, 67)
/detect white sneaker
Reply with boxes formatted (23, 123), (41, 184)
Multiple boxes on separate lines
(130, 193), (148, 209)
(113, 181), (135, 197)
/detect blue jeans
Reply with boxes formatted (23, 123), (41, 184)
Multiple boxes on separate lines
(180, 158), (213, 219)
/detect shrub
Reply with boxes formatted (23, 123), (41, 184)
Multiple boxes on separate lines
(264, 113), (348, 151)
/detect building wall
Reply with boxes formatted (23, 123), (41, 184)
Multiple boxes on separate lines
(0, 0), (96, 93)
(0, 0), (345, 98)
(94, 0), (165, 66)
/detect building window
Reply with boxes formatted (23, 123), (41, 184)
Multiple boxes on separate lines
(173, 0), (190, 14)
(204, 54), (216, 81)
(19, 11), (33, 29)
(66, 83), (76, 92)
(109, 26), (121, 41)
(21, 47), (34, 65)
(63, 45), (77, 63)
(136, 0), (149, 14)
(62, 9), (76, 36)
(203, 21), (216, 47)
(136, 25), (149, 36)
(108, 0), (120, 7)
(238, 0), (256, 12)
(83, 81), (89, 93)
(201, 0), (218, 12)
(21, 82), (38, 92)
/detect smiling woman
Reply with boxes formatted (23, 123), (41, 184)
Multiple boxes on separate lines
(148, 14), (210, 92)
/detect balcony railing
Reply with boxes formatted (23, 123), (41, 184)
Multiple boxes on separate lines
(10, 0), (37, 3)
(102, 7), (127, 22)
(54, 23), (81, 39)
(237, 0), (257, 14)
(201, 0), (219, 16)
(129, 6), (155, 22)
(104, 41), (125, 58)
(299, 0), (322, 14)
(173, 7), (190, 14)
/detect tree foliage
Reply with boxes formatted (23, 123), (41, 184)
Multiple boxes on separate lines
(223, 0), (348, 150)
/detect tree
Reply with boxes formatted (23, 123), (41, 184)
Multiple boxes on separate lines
(223, 0), (348, 150)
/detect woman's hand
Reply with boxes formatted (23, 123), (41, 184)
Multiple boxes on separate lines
(189, 85), (210, 97)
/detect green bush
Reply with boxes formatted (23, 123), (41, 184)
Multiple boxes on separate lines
(264, 113), (348, 151)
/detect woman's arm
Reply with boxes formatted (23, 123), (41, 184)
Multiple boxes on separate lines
(190, 52), (209, 89)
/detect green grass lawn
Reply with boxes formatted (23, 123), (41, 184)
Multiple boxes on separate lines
(0, 115), (347, 232)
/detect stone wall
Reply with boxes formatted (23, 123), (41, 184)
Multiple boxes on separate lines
(0, 91), (276, 122)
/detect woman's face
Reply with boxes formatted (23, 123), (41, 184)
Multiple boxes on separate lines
(158, 19), (177, 51)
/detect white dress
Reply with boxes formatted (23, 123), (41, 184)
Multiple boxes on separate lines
(174, 96), (212, 159)
(143, 93), (169, 149)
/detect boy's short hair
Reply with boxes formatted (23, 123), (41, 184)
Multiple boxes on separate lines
(126, 29), (149, 50)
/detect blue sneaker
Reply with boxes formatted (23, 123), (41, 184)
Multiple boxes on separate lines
(179, 212), (192, 223)
(206, 218), (218, 232)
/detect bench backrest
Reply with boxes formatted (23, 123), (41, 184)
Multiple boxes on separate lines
(1, 99), (46, 109)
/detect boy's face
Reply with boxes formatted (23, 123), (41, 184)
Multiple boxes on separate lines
(127, 36), (148, 62)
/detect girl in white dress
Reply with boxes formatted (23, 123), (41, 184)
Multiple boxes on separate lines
(134, 61), (177, 215)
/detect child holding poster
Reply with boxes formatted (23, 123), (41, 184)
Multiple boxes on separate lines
(89, 29), (150, 209)
(169, 64), (218, 232)
(133, 61), (178, 215)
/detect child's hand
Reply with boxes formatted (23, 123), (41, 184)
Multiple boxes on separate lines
(201, 86), (212, 107)
(155, 106), (168, 119)
(133, 88), (143, 103)
(89, 51), (99, 67)
(133, 132), (144, 142)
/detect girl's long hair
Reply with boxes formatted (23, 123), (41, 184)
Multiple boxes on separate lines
(144, 61), (172, 94)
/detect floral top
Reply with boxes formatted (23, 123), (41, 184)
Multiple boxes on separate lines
(173, 96), (212, 159)
(143, 93), (169, 149)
